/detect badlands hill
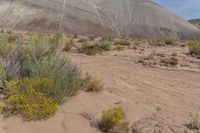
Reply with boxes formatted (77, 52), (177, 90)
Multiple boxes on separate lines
(189, 18), (200, 29)
(0, 0), (200, 39)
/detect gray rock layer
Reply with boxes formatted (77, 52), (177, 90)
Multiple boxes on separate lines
(0, 0), (200, 39)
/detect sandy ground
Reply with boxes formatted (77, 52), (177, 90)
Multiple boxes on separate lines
(1, 45), (200, 133)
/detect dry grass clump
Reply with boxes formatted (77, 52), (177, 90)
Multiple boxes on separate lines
(82, 107), (129, 133)
(78, 42), (100, 56)
(78, 40), (111, 56)
(96, 41), (111, 51)
(149, 37), (177, 46)
(101, 34), (114, 42)
(186, 114), (200, 131)
(82, 73), (103, 92)
(63, 38), (74, 52)
(159, 57), (178, 67)
(77, 37), (88, 43)
(114, 39), (130, 46)
(188, 41), (200, 57)
(115, 45), (126, 50)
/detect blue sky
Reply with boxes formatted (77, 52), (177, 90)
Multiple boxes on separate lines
(153, 0), (200, 20)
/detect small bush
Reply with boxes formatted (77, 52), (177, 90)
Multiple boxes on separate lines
(3, 78), (58, 120)
(114, 40), (130, 46)
(88, 35), (97, 41)
(98, 107), (129, 133)
(82, 73), (103, 92)
(102, 34), (114, 42)
(9, 78), (54, 98)
(77, 38), (88, 43)
(186, 114), (200, 131)
(81, 107), (129, 133)
(96, 41), (111, 51)
(115, 45), (125, 50)
(149, 37), (177, 46)
(188, 41), (200, 57)
(160, 57), (178, 66)
(79, 42), (99, 56)
(6, 88), (58, 120)
(0, 103), (4, 113)
(63, 39), (74, 52)
(163, 37), (177, 45)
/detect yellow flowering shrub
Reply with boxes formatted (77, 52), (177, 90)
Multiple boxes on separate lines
(98, 107), (129, 133)
(10, 78), (54, 97)
(7, 88), (58, 120)
(6, 78), (58, 120)
(101, 107), (125, 126)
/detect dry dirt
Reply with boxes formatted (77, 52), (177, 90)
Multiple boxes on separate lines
(1, 45), (200, 133)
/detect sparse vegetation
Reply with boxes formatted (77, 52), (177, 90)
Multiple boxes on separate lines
(82, 73), (103, 92)
(96, 41), (111, 51)
(5, 81), (58, 120)
(114, 39), (130, 46)
(160, 57), (178, 66)
(188, 41), (200, 57)
(81, 107), (129, 133)
(0, 32), (84, 120)
(63, 38), (74, 52)
(99, 107), (129, 133)
(186, 114), (200, 131)
(163, 37), (177, 45)
(149, 37), (177, 46)
(77, 37), (88, 43)
(102, 34), (114, 42)
(115, 45), (126, 50)
(78, 42), (100, 56)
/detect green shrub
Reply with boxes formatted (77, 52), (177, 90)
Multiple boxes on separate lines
(82, 73), (103, 92)
(1, 33), (81, 103)
(188, 41), (200, 57)
(79, 42), (99, 56)
(98, 107), (129, 133)
(96, 41), (111, 51)
(6, 87), (58, 120)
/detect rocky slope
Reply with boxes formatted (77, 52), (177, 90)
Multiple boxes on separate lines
(189, 18), (200, 29)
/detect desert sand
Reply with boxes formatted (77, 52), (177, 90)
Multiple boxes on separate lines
(0, 44), (200, 133)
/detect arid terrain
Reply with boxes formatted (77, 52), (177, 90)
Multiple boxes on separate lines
(1, 41), (200, 133)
